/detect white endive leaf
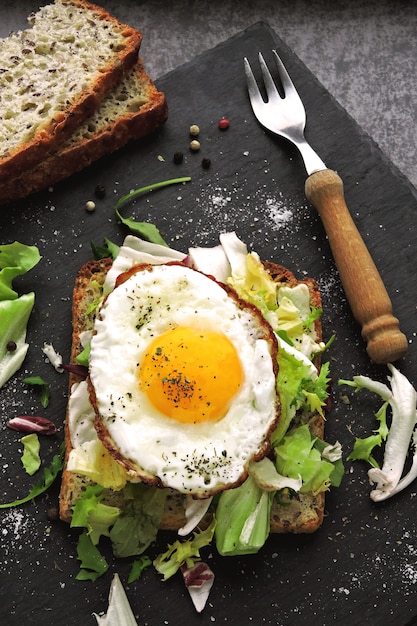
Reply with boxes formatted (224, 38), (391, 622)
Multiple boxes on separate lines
(93, 574), (138, 626)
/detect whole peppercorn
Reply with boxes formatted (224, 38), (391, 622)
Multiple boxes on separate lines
(218, 118), (230, 130)
(47, 506), (59, 521)
(189, 139), (201, 152)
(201, 157), (211, 169)
(173, 151), (184, 164)
(189, 124), (200, 136)
(6, 340), (17, 352)
(85, 200), (96, 213)
(94, 184), (106, 199)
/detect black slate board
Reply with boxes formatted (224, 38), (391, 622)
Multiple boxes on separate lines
(1, 21), (417, 626)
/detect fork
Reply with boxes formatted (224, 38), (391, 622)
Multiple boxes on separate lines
(244, 50), (407, 365)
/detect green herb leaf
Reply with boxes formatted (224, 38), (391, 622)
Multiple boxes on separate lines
(76, 530), (109, 582)
(0, 443), (64, 508)
(154, 518), (216, 581)
(23, 375), (50, 408)
(90, 238), (120, 260)
(128, 556), (152, 584)
(21, 433), (41, 475)
(114, 177), (191, 246)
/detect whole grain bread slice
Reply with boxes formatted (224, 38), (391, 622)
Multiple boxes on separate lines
(0, 0), (142, 182)
(59, 256), (325, 534)
(0, 59), (168, 204)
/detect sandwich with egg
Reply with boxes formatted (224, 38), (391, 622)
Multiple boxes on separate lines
(59, 232), (342, 580)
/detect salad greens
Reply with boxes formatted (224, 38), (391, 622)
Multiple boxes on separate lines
(114, 177), (191, 246)
(0, 443), (64, 509)
(215, 475), (273, 556)
(23, 375), (50, 408)
(340, 364), (417, 501)
(153, 519), (216, 580)
(94, 573), (139, 626)
(0, 241), (41, 388)
(20, 433), (41, 475)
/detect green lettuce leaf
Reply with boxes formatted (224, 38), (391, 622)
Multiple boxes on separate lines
(272, 350), (330, 446)
(215, 475), (273, 556)
(274, 424), (337, 494)
(0, 242), (41, 388)
(128, 556), (152, 584)
(109, 483), (167, 558)
(71, 484), (121, 545)
(154, 518), (216, 581)
(21, 433), (41, 475)
(76, 530), (109, 582)
(347, 402), (389, 468)
(0, 293), (34, 388)
(0, 241), (41, 300)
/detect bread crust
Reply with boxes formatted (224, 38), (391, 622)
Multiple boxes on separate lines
(0, 60), (167, 204)
(0, 0), (142, 182)
(59, 256), (325, 534)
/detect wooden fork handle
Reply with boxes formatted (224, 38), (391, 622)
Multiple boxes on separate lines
(305, 168), (407, 364)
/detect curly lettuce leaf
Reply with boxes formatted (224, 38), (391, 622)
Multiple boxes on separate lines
(347, 402), (389, 468)
(154, 518), (216, 581)
(128, 556), (152, 584)
(0, 293), (34, 388)
(0, 241), (40, 300)
(71, 484), (121, 545)
(272, 347), (330, 446)
(274, 424), (339, 494)
(0, 242), (41, 388)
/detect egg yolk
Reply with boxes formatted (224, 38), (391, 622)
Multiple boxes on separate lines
(139, 327), (243, 423)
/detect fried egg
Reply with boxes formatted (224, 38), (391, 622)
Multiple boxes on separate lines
(89, 263), (279, 497)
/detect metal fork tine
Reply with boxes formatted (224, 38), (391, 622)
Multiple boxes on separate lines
(243, 57), (263, 105)
(271, 50), (299, 98)
(258, 52), (281, 101)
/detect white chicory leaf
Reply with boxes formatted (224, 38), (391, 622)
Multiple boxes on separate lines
(178, 496), (213, 536)
(42, 342), (64, 372)
(341, 364), (417, 501)
(94, 573), (138, 626)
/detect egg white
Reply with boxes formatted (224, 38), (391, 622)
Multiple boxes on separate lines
(89, 263), (278, 496)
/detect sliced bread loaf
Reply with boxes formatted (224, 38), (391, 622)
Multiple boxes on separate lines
(0, 0), (142, 181)
(0, 59), (168, 204)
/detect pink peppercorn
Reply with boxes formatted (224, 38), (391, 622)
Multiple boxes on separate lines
(218, 118), (230, 130)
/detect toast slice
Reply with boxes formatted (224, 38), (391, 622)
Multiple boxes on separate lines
(0, 0), (142, 182)
(0, 59), (168, 204)
(59, 256), (325, 534)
